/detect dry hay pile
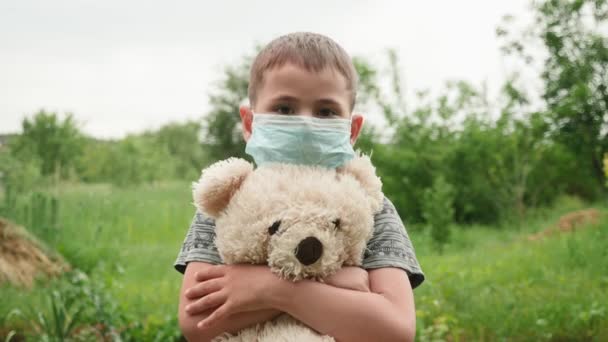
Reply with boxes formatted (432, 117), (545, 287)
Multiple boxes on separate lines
(0, 217), (69, 288)
(528, 208), (601, 241)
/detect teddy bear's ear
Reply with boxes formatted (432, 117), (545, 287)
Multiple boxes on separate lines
(192, 158), (254, 218)
(338, 153), (384, 213)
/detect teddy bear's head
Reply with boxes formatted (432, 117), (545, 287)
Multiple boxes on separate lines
(192, 155), (383, 281)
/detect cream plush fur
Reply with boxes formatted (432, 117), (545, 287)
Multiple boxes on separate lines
(192, 155), (383, 342)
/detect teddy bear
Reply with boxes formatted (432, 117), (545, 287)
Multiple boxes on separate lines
(192, 154), (384, 342)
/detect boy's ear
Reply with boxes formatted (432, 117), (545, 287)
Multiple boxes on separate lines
(192, 158), (254, 218)
(350, 114), (364, 145)
(338, 153), (383, 213)
(240, 105), (253, 142)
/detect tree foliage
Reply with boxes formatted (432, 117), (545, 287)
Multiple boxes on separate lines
(201, 56), (252, 162)
(500, 0), (608, 196)
(10, 110), (83, 179)
(422, 176), (455, 253)
(76, 121), (207, 186)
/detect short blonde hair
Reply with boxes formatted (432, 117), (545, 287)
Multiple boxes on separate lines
(248, 32), (358, 110)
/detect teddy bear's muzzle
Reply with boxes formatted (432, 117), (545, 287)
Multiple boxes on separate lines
(295, 236), (323, 266)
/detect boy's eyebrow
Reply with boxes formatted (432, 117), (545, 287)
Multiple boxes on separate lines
(270, 95), (345, 110)
(317, 98), (342, 107)
(271, 95), (299, 102)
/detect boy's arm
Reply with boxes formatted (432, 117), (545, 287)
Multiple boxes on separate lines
(175, 211), (372, 341)
(178, 262), (281, 342)
(179, 262), (371, 342)
(275, 267), (415, 342)
(191, 264), (415, 342)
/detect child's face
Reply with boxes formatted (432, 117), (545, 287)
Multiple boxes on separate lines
(240, 63), (364, 144)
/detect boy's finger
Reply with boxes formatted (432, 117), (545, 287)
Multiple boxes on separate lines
(186, 291), (227, 315)
(185, 278), (223, 299)
(195, 265), (225, 281)
(198, 304), (230, 329)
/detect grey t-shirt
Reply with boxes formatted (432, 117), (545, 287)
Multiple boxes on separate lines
(174, 196), (425, 289)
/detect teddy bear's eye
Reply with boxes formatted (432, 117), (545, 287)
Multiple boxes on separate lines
(268, 220), (281, 235)
(332, 219), (341, 230)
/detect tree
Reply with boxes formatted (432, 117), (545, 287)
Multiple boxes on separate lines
(150, 121), (208, 179)
(539, 0), (608, 193)
(500, 0), (608, 196)
(482, 78), (551, 219)
(11, 110), (84, 179)
(202, 55), (252, 162)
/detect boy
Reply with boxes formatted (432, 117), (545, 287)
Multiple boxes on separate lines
(175, 32), (424, 342)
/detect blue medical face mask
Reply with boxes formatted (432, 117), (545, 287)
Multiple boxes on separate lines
(245, 113), (355, 169)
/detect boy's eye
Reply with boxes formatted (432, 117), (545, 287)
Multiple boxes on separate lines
(274, 105), (294, 115)
(317, 108), (338, 118)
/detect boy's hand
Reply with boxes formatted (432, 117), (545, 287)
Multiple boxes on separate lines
(184, 264), (285, 329)
(324, 267), (370, 292)
(183, 265), (370, 330)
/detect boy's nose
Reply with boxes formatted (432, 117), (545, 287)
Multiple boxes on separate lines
(298, 111), (314, 117)
(295, 236), (323, 265)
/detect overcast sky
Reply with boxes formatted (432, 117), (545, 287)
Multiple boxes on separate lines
(0, 0), (532, 138)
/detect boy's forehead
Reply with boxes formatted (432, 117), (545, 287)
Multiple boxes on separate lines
(256, 63), (352, 106)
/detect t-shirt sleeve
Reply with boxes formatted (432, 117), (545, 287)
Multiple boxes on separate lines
(174, 211), (223, 274)
(362, 196), (425, 289)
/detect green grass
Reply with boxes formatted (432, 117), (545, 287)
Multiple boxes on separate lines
(1, 183), (606, 341)
(54, 182), (193, 316)
(412, 197), (608, 341)
(1, 181), (194, 339)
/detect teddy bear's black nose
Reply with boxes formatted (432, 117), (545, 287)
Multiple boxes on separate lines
(295, 236), (323, 266)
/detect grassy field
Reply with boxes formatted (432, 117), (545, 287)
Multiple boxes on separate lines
(1, 182), (193, 340)
(1, 183), (606, 341)
(413, 197), (608, 341)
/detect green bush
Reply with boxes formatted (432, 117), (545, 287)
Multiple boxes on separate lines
(7, 270), (182, 342)
(0, 152), (42, 214)
(422, 176), (455, 253)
